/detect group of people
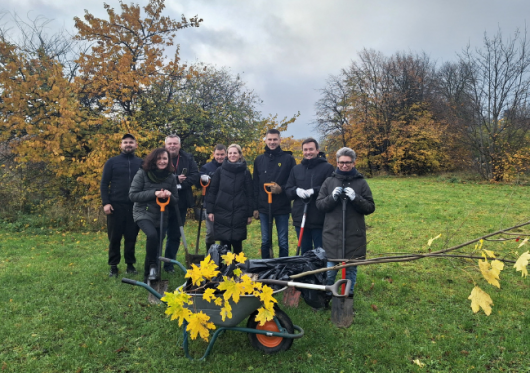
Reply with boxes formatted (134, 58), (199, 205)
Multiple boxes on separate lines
(100, 129), (375, 300)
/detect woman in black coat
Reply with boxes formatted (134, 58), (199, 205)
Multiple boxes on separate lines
(206, 144), (254, 254)
(129, 148), (179, 281)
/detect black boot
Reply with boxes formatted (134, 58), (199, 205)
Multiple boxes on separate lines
(126, 264), (138, 274)
(109, 265), (118, 277)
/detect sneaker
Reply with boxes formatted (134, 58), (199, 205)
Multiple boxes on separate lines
(126, 264), (138, 274)
(109, 265), (118, 277)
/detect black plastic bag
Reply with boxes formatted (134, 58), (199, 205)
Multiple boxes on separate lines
(239, 248), (329, 308)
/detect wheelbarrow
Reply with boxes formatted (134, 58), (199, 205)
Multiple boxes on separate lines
(123, 257), (352, 360)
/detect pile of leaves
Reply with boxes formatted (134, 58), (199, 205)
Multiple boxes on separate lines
(161, 252), (276, 341)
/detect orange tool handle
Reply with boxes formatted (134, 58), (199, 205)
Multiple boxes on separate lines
(156, 195), (170, 212)
(200, 178), (211, 196)
(263, 183), (275, 203)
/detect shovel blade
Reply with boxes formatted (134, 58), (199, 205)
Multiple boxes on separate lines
(186, 254), (205, 268)
(331, 297), (354, 328)
(282, 287), (301, 308)
(148, 280), (169, 304)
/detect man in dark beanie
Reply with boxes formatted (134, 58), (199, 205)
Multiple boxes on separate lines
(100, 134), (143, 277)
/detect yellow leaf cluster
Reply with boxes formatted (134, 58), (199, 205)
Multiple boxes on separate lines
(163, 253), (276, 341)
(478, 259), (504, 288)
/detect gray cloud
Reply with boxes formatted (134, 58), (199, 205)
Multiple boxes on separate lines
(2, 0), (529, 138)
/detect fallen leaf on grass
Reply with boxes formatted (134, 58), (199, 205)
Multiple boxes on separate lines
(413, 359), (425, 367)
(369, 283), (374, 291)
(371, 304), (378, 312)
(384, 277), (393, 283)
(461, 350), (469, 355)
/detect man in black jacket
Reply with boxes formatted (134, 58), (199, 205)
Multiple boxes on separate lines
(199, 144), (226, 251)
(163, 134), (200, 272)
(285, 138), (334, 254)
(253, 129), (296, 258)
(100, 133), (143, 277)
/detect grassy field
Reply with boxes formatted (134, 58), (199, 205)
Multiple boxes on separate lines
(1, 177), (529, 372)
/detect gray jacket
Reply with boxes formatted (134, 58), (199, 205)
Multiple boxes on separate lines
(129, 169), (179, 227)
(316, 170), (375, 260)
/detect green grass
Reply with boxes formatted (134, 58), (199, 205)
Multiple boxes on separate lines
(1, 177), (529, 372)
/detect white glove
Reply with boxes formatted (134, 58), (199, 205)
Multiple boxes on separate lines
(201, 174), (211, 184)
(296, 188), (306, 199)
(332, 187), (343, 201)
(305, 189), (314, 198)
(344, 187), (356, 201)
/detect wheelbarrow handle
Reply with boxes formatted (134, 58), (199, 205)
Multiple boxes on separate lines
(156, 196), (170, 212)
(158, 256), (188, 274)
(258, 279), (351, 298)
(121, 278), (138, 285)
(263, 183), (274, 203)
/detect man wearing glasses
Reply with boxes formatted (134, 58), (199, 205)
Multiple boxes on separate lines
(316, 147), (375, 308)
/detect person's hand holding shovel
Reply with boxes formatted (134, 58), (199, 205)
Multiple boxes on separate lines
(269, 181), (282, 194)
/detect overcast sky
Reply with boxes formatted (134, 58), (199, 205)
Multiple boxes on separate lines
(1, 0), (528, 139)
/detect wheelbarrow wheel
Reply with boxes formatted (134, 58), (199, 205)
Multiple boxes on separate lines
(247, 306), (294, 353)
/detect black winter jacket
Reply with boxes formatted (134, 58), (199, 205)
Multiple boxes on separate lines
(316, 169), (375, 260)
(129, 169), (179, 228)
(206, 160), (254, 242)
(171, 150), (199, 209)
(253, 146), (296, 215)
(100, 152), (142, 205)
(285, 153), (334, 229)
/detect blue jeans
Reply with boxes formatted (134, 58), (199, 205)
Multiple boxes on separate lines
(163, 207), (187, 270)
(326, 261), (357, 296)
(259, 213), (289, 258)
(294, 226), (323, 255)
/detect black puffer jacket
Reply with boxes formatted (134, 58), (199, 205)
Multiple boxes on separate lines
(129, 169), (179, 228)
(100, 152), (142, 205)
(253, 146), (296, 215)
(171, 150), (199, 209)
(206, 160), (254, 242)
(285, 153), (334, 228)
(316, 169), (375, 260)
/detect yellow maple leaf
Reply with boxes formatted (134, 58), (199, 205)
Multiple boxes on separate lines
(518, 238), (528, 248)
(187, 311), (216, 341)
(478, 259), (504, 288)
(202, 288), (217, 303)
(482, 249), (496, 258)
(237, 274), (255, 294)
(214, 297), (223, 306)
(220, 302), (232, 322)
(217, 277), (241, 303)
(257, 285), (277, 311)
(184, 264), (204, 286)
(233, 268), (242, 277)
(161, 290), (193, 326)
(198, 255), (220, 280)
(427, 233), (441, 246)
(235, 252), (247, 264)
(468, 286), (493, 315)
(221, 252), (236, 265)
(514, 251), (530, 277)
(254, 306), (275, 326)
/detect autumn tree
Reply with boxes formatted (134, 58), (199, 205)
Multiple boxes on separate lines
(438, 29), (530, 181)
(316, 49), (453, 176)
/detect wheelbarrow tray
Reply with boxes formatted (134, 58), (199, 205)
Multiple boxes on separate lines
(184, 286), (286, 327)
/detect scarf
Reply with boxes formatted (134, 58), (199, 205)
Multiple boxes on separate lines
(147, 169), (171, 183)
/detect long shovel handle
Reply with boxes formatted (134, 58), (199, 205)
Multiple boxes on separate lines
(258, 279), (351, 298)
(174, 207), (189, 255)
(295, 201), (309, 256)
(263, 183), (275, 258)
(156, 196), (170, 281)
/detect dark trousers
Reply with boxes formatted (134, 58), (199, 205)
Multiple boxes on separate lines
(137, 220), (161, 278)
(220, 240), (243, 254)
(107, 203), (139, 266)
(163, 207), (187, 270)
